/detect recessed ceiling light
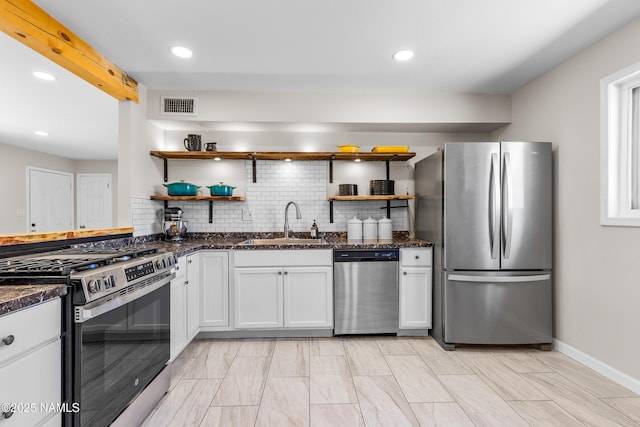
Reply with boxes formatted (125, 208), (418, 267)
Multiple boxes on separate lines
(33, 71), (55, 81)
(171, 46), (193, 58)
(35, 131), (48, 136)
(392, 49), (414, 62)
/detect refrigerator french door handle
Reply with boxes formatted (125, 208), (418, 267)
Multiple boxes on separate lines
(448, 274), (551, 283)
(502, 152), (514, 259)
(490, 153), (500, 259)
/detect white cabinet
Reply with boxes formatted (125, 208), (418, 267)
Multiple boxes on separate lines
(399, 248), (433, 330)
(170, 256), (188, 360)
(234, 267), (283, 329)
(233, 250), (333, 330)
(199, 251), (229, 328)
(284, 267), (333, 328)
(185, 253), (200, 341)
(170, 253), (201, 359)
(0, 299), (61, 427)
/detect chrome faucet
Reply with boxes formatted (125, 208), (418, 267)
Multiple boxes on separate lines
(284, 201), (302, 238)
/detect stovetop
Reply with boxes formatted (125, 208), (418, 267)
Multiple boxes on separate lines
(0, 247), (158, 276)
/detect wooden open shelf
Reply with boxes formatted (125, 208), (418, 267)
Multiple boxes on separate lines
(327, 195), (415, 201)
(150, 150), (415, 162)
(150, 195), (246, 201)
(327, 195), (414, 223)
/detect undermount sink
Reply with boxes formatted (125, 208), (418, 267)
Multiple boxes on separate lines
(239, 238), (326, 245)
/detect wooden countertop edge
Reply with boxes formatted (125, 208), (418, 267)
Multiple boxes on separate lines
(0, 227), (134, 246)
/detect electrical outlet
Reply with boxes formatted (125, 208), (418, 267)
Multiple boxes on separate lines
(242, 209), (255, 221)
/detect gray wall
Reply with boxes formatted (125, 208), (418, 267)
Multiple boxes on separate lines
(492, 17), (640, 387)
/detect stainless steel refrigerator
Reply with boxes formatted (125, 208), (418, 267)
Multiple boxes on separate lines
(415, 142), (552, 350)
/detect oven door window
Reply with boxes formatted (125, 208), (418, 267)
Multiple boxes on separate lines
(78, 285), (169, 426)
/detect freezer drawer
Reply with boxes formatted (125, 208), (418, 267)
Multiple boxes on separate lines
(443, 271), (552, 345)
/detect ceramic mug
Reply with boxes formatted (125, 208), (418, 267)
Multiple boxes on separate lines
(205, 142), (217, 151)
(184, 134), (202, 151)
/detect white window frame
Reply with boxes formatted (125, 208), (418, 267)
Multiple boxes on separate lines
(600, 61), (640, 226)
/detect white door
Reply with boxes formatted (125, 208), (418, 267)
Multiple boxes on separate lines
(284, 266), (333, 328)
(199, 251), (229, 328)
(186, 254), (200, 340)
(234, 267), (283, 329)
(399, 266), (432, 329)
(77, 173), (112, 230)
(28, 167), (73, 233)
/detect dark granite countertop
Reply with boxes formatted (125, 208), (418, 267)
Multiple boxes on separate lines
(147, 232), (432, 258)
(0, 284), (68, 317)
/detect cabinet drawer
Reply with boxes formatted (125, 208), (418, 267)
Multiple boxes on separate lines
(234, 250), (332, 267)
(400, 248), (432, 267)
(0, 339), (61, 426)
(0, 299), (60, 366)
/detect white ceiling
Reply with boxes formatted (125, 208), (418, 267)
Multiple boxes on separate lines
(2, 0), (640, 159)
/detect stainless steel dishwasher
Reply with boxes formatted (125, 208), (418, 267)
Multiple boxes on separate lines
(334, 249), (399, 335)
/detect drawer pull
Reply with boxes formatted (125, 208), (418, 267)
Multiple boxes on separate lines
(2, 411), (14, 419)
(415, 255), (420, 259)
(2, 335), (14, 346)
(403, 272), (408, 275)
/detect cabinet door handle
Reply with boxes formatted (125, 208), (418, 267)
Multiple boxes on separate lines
(415, 255), (420, 259)
(403, 272), (407, 275)
(175, 265), (180, 271)
(284, 271), (288, 275)
(278, 271), (283, 275)
(2, 335), (14, 346)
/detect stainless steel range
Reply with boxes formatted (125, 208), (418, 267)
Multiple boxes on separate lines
(0, 247), (176, 427)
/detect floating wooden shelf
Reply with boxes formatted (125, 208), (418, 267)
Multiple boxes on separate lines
(150, 195), (246, 201)
(151, 195), (245, 224)
(326, 195), (415, 223)
(327, 195), (415, 201)
(150, 150), (415, 162)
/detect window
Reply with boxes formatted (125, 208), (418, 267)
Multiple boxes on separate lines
(600, 62), (640, 226)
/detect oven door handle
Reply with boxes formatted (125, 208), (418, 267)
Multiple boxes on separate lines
(75, 272), (175, 323)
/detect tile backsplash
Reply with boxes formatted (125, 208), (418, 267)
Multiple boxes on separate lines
(133, 160), (409, 236)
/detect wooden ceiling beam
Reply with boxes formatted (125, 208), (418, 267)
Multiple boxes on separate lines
(0, 0), (138, 102)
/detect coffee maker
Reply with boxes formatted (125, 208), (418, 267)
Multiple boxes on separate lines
(164, 207), (188, 241)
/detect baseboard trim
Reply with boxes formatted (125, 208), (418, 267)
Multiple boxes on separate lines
(553, 338), (640, 395)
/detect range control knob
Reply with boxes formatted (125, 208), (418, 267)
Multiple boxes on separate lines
(156, 259), (165, 269)
(105, 275), (116, 289)
(88, 279), (102, 293)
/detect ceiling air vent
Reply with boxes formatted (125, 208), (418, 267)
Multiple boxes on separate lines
(161, 96), (197, 116)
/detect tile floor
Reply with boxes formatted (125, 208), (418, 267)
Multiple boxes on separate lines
(143, 337), (640, 426)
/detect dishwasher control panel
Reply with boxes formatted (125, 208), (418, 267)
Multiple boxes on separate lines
(334, 249), (399, 262)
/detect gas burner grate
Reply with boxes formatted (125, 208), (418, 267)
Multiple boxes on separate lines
(0, 247), (158, 276)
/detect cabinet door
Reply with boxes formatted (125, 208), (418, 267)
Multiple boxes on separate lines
(170, 278), (187, 360)
(186, 254), (200, 340)
(0, 339), (60, 427)
(399, 266), (432, 329)
(284, 266), (333, 328)
(199, 251), (229, 328)
(234, 268), (283, 329)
